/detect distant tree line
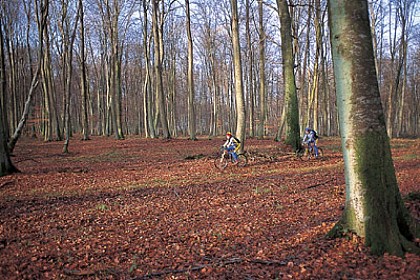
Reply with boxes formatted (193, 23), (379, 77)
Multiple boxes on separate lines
(0, 0), (419, 152)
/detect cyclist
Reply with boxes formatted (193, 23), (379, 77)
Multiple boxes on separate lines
(302, 127), (319, 157)
(223, 131), (241, 163)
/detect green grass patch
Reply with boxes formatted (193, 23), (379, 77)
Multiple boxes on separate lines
(401, 153), (418, 160)
(254, 186), (273, 195)
(96, 203), (109, 211)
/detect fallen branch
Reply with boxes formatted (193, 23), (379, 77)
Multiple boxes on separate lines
(306, 178), (335, 189)
(0, 181), (14, 189)
(63, 267), (120, 277)
(15, 158), (40, 164)
(249, 259), (287, 266)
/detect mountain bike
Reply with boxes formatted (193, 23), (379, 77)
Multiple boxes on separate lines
(214, 147), (248, 170)
(296, 142), (323, 161)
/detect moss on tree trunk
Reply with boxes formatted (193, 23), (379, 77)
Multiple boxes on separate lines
(327, 0), (419, 256)
(276, 0), (300, 151)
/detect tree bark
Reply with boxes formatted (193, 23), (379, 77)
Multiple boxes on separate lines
(230, 0), (246, 151)
(79, 0), (90, 141)
(142, 1), (156, 138)
(62, 0), (81, 153)
(152, 0), (170, 139)
(111, 0), (124, 140)
(276, 0), (300, 150)
(327, 0), (419, 256)
(257, 0), (266, 139)
(186, 0), (197, 140)
(245, 0), (255, 138)
(0, 9), (18, 176)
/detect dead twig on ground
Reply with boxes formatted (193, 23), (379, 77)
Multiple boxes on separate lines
(0, 181), (14, 189)
(15, 158), (40, 164)
(306, 178), (335, 189)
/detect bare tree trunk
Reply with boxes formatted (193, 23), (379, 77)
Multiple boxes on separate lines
(0, 9), (9, 142)
(245, 0), (255, 138)
(141, 1), (155, 138)
(186, 0), (196, 140)
(8, 68), (40, 153)
(396, 0), (412, 137)
(152, 0), (170, 138)
(312, 0), (322, 132)
(230, 0), (246, 152)
(0, 0), (21, 176)
(276, 0), (300, 150)
(79, 0), (90, 141)
(257, 0), (266, 139)
(385, 2), (401, 138)
(62, 0), (81, 153)
(275, 99), (287, 141)
(327, 0), (419, 256)
(41, 28), (53, 141)
(111, 0), (124, 140)
(3, 20), (16, 137)
(299, 0), (312, 130)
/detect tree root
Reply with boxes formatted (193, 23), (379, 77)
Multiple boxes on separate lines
(326, 219), (346, 239)
(327, 220), (420, 256)
(399, 234), (420, 255)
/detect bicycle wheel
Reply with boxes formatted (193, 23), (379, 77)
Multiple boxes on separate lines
(316, 147), (323, 158)
(214, 156), (228, 170)
(303, 148), (313, 161)
(236, 154), (248, 167)
(295, 148), (304, 159)
(297, 147), (311, 161)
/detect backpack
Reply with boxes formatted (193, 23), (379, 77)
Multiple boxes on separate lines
(312, 130), (319, 140)
(233, 136), (241, 144)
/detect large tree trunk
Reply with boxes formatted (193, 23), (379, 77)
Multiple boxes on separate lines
(186, 0), (196, 140)
(230, 0), (246, 151)
(111, 0), (124, 140)
(0, 105), (18, 176)
(41, 34), (53, 141)
(299, 0), (312, 129)
(257, 0), (266, 139)
(0, 16), (9, 143)
(142, 1), (155, 138)
(79, 0), (90, 141)
(152, 0), (170, 139)
(276, 0), (300, 150)
(327, 0), (419, 256)
(0, 18), (18, 176)
(245, 0), (255, 138)
(62, 0), (81, 153)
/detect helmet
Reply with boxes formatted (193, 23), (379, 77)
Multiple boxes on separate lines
(226, 131), (232, 136)
(305, 127), (310, 132)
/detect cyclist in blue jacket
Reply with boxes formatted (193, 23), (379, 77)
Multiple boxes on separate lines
(302, 127), (319, 157)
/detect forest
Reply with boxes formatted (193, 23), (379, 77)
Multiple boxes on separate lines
(0, 0), (419, 143)
(0, 0), (419, 279)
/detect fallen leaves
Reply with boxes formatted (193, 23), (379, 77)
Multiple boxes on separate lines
(0, 136), (418, 279)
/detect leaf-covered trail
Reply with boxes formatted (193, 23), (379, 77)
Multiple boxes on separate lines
(0, 137), (419, 279)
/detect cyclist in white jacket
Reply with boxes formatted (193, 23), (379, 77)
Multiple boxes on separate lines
(223, 132), (240, 162)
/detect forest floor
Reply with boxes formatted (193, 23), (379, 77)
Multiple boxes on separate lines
(0, 136), (419, 279)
